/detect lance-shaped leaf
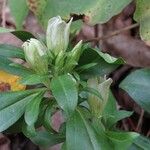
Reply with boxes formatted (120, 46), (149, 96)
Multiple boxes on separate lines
(0, 44), (24, 59)
(24, 92), (44, 126)
(66, 109), (111, 150)
(51, 74), (78, 117)
(0, 93), (39, 132)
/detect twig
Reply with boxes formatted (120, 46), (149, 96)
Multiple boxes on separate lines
(94, 24), (99, 47)
(122, 119), (128, 131)
(136, 109), (144, 132)
(84, 23), (139, 43)
(146, 129), (150, 137)
(2, 0), (6, 27)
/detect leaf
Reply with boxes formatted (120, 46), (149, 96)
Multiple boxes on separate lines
(78, 48), (123, 79)
(24, 92), (44, 126)
(0, 93), (39, 132)
(134, 0), (150, 44)
(61, 142), (67, 150)
(112, 110), (133, 124)
(8, 0), (29, 29)
(129, 136), (150, 150)
(33, 0), (132, 27)
(97, 51), (124, 64)
(0, 88), (45, 110)
(106, 131), (139, 150)
(31, 131), (65, 147)
(0, 44), (24, 59)
(103, 92), (133, 128)
(0, 56), (33, 77)
(82, 87), (103, 100)
(22, 123), (37, 138)
(0, 28), (35, 42)
(20, 74), (49, 85)
(51, 74), (78, 117)
(120, 69), (150, 113)
(43, 103), (55, 133)
(11, 30), (35, 42)
(66, 109), (105, 150)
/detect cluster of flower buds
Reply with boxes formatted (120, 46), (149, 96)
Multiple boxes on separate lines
(22, 16), (82, 75)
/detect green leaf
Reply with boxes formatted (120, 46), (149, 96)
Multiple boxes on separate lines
(0, 44), (24, 59)
(134, 0), (150, 43)
(78, 48), (123, 79)
(24, 92), (44, 126)
(106, 131), (139, 150)
(82, 87), (103, 100)
(0, 56), (33, 77)
(129, 136), (150, 150)
(35, 0), (131, 27)
(97, 51), (124, 64)
(31, 131), (65, 147)
(120, 69), (150, 113)
(103, 92), (133, 128)
(0, 28), (35, 42)
(43, 103), (55, 133)
(0, 93), (39, 132)
(8, 0), (29, 29)
(61, 142), (67, 150)
(22, 122), (37, 138)
(0, 88), (45, 110)
(11, 30), (35, 42)
(20, 74), (49, 85)
(51, 74), (78, 117)
(66, 109), (109, 150)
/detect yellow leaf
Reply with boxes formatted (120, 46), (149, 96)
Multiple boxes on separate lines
(0, 71), (26, 91)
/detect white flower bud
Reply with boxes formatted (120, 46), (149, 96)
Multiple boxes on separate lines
(22, 38), (48, 74)
(46, 16), (72, 55)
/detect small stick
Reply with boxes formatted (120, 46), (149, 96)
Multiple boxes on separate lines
(84, 23), (139, 43)
(136, 109), (144, 132)
(2, 0), (6, 27)
(122, 119), (128, 131)
(146, 129), (150, 137)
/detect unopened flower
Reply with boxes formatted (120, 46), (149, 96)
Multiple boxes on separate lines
(64, 40), (82, 72)
(22, 38), (48, 74)
(46, 16), (72, 55)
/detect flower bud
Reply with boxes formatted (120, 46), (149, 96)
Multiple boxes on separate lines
(71, 40), (82, 62)
(64, 40), (82, 72)
(87, 77), (112, 118)
(46, 16), (72, 55)
(22, 38), (48, 74)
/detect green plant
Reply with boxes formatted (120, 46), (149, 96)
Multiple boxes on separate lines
(0, 0), (150, 149)
(0, 15), (149, 150)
